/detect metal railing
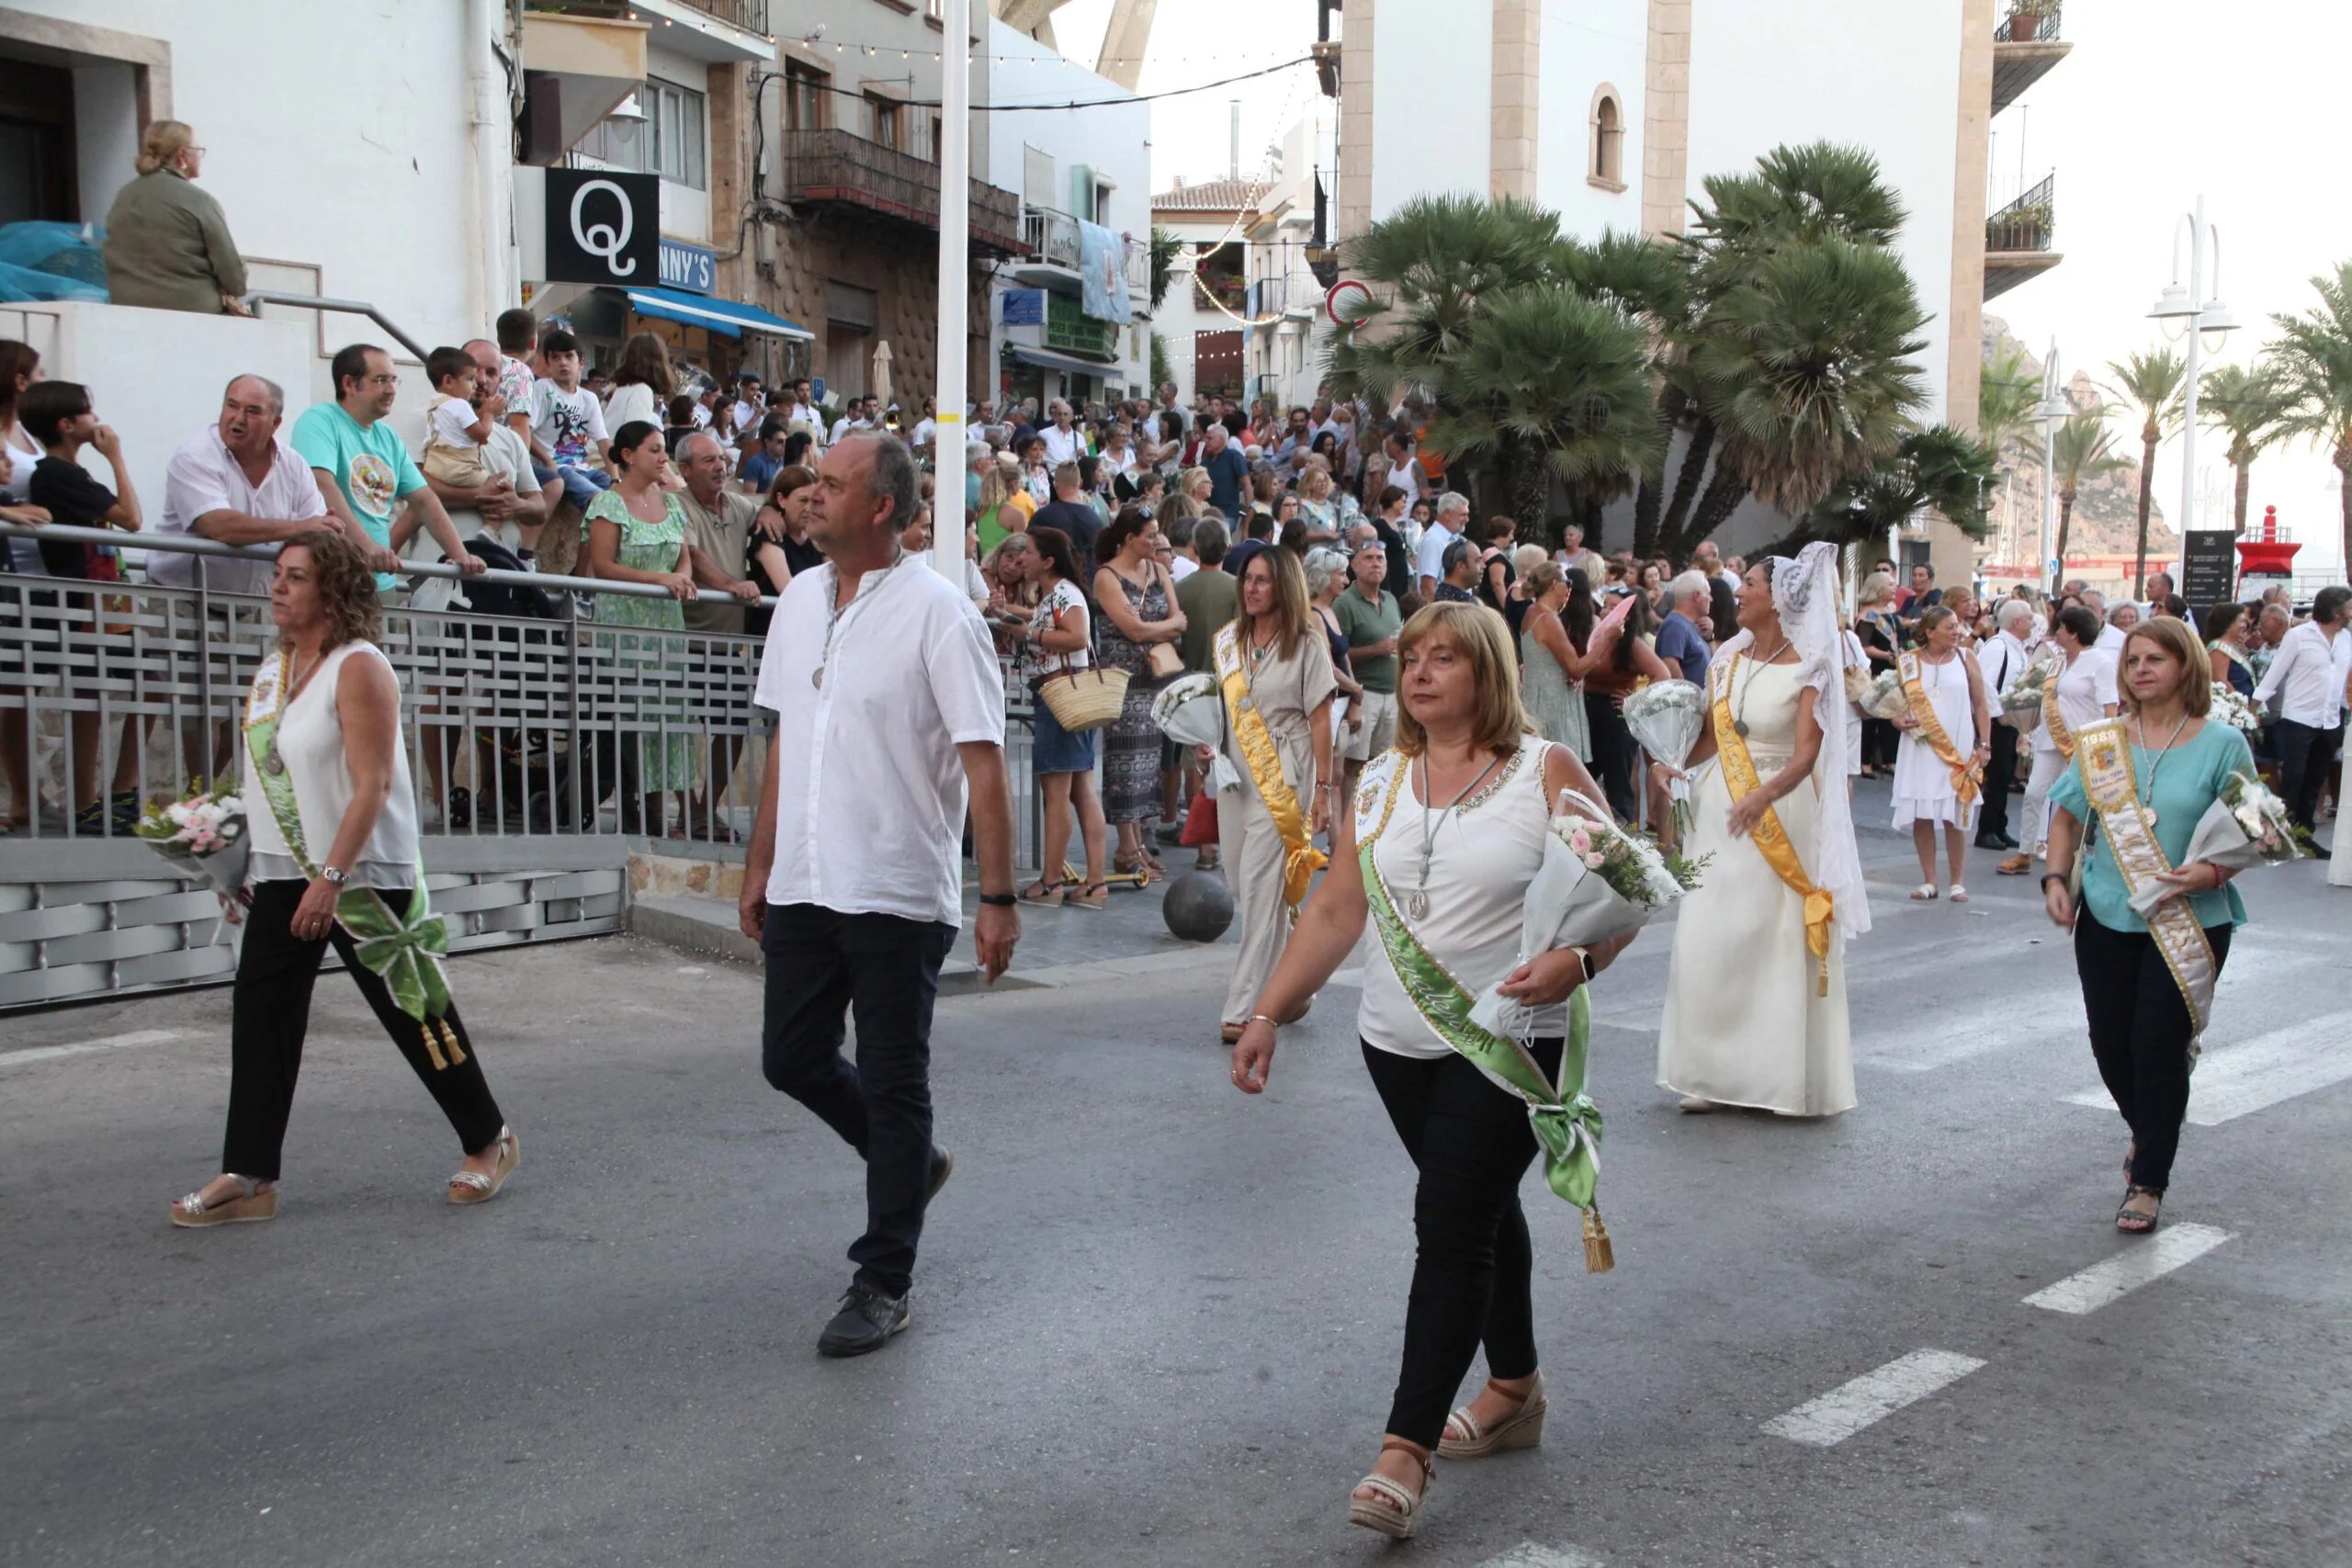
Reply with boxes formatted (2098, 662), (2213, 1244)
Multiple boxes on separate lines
(1994, 2), (2061, 42)
(775, 129), (1025, 254)
(240, 290), (428, 362)
(1986, 173), (2055, 253)
(1022, 206), (1084, 271)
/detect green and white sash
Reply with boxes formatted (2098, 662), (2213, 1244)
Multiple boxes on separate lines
(245, 649), (466, 1068)
(1355, 753), (1613, 1270)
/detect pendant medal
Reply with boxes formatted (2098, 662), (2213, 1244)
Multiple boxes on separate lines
(1733, 718), (1750, 738)
(811, 667), (824, 689)
(262, 749), (286, 776)
(1407, 890), (1429, 919)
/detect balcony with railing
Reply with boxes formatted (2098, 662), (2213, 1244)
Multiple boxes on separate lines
(1992, 1), (2071, 115)
(1011, 207), (1153, 317)
(777, 129), (1025, 254)
(1984, 172), (2062, 299)
(526, 0), (772, 64)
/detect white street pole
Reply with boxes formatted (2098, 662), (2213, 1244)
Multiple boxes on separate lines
(2041, 340), (2060, 594)
(932, 0), (971, 588)
(2171, 195), (2206, 597)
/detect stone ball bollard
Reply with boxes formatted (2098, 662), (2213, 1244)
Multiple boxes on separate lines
(1161, 868), (1234, 942)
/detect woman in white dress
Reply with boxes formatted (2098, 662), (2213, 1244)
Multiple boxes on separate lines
(1655, 545), (1868, 1117)
(1889, 604), (1992, 902)
(2010, 604), (2114, 874)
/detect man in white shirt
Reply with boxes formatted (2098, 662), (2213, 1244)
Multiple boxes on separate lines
(730, 372), (764, 437)
(783, 377), (820, 433)
(418, 340), (551, 573)
(1555, 521), (1601, 583)
(2252, 585), (2349, 846)
(1039, 399), (1082, 468)
(1976, 596), (2039, 852)
(740, 430), (1020, 1357)
(909, 396), (938, 460)
(1414, 491), (1470, 601)
(152, 374), (336, 596)
(830, 395), (877, 448)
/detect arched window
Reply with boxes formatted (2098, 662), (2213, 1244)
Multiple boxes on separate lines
(1590, 86), (1624, 190)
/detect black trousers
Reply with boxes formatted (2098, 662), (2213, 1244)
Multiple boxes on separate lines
(2074, 908), (2232, 1193)
(760, 902), (953, 1298)
(224, 879), (503, 1181)
(1862, 716), (1901, 773)
(2273, 717), (2343, 829)
(1362, 1035), (1563, 1450)
(1978, 720), (2021, 840)
(1583, 693), (1638, 821)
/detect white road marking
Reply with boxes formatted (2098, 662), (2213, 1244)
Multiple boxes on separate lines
(1761, 1348), (1985, 1447)
(1473, 1545), (1604, 1568)
(2021, 1224), (2233, 1314)
(0, 1029), (187, 1068)
(2064, 1010), (2352, 1125)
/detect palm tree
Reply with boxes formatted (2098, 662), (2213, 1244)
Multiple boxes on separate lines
(1423, 287), (1664, 538)
(1770, 424), (1996, 557)
(2200, 361), (2290, 534)
(1977, 343), (2041, 568)
(2047, 410), (2129, 591)
(2268, 260), (2352, 574)
(1148, 227), (1179, 314)
(2101, 347), (2186, 597)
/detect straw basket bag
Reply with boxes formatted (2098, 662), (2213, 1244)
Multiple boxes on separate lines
(1037, 665), (1129, 732)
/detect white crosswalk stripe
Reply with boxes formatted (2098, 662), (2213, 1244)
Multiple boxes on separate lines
(0, 1029), (186, 1068)
(2021, 1223), (2233, 1314)
(1761, 1348), (1985, 1447)
(2064, 1010), (2352, 1125)
(1471, 1544), (1605, 1568)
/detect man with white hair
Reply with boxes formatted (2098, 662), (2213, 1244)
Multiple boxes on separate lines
(1556, 521), (1600, 581)
(1656, 570), (1713, 687)
(1039, 399), (1081, 468)
(1980, 596), (2038, 858)
(152, 374), (337, 595)
(1415, 491), (1470, 602)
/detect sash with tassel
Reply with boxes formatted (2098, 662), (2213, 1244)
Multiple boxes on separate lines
(244, 650), (466, 1068)
(1898, 648), (1983, 807)
(1711, 656), (1836, 996)
(1357, 756), (1612, 1270)
(2073, 717), (2218, 1058)
(1214, 621), (1326, 909)
(2043, 681), (2077, 759)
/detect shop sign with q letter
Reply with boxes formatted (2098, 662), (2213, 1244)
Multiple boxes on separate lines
(544, 169), (660, 287)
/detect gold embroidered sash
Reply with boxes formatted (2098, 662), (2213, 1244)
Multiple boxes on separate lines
(2073, 718), (2217, 1055)
(1216, 622), (1326, 908)
(1899, 649), (1982, 806)
(2042, 682), (2076, 759)
(1711, 656), (1834, 996)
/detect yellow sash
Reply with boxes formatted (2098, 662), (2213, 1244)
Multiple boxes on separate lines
(1711, 656), (1835, 996)
(2073, 717), (2217, 1054)
(1899, 649), (1983, 807)
(2042, 682), (2076, 759)
(1216, 622), (1327, 908)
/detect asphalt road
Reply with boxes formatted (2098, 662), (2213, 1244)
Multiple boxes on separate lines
(5, 803), (2348, 1568)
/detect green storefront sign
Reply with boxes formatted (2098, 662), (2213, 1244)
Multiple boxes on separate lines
(1044, 293), (1116, 359)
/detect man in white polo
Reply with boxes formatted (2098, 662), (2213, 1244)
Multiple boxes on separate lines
(1415, 490), (1469, 603)
(740, 430), (1021, 1357)
(152, 373), (342, 596)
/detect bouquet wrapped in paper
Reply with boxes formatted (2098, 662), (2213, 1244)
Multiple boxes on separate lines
(1622, 679), (1707, 836)
(1151, 671), (1240, 792)
(1467, 789), (1702, 1043)
(1856, 668), (1910, 720)
(2207, 682), (2262, 735)
(133, 784), (250, 899)
(2000, 654), (2060, 732)
(2125, 770), (2308, 917)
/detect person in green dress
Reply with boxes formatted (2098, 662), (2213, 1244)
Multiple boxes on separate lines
(583, 421), (759, 836)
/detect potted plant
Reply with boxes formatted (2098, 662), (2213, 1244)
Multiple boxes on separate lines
(2006, 0), (2058, 41)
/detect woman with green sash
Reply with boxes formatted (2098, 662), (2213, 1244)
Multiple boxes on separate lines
(170, 531), (517, 1227)
(2044, 615), (2254, 1235)
(1229, 601), (1635, 1540)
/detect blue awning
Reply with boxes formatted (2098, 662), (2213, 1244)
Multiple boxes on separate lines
(1008, 344), (1121, 378)
(621, 287), (813, 341)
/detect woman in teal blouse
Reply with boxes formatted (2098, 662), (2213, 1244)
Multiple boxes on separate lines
(2043, 616), (2254, 1235)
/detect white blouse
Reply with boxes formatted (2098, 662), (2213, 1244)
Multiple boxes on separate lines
(2034, 647), (2119, 755)
(243, 642), (420, 888)
(1356, 743), (1568, 1059)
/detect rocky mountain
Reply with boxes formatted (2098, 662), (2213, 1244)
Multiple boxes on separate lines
(1983, 315), (2177, 558)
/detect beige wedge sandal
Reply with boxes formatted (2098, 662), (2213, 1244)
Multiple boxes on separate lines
(1347, 1438), (1432, 1540)
(171, 1176), (277, 1228)
(1438, 1372), (1546, 1460)
(448, 1127), (520, 1206)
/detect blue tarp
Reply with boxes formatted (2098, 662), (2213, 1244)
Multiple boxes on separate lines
(1078, 220), (1132, 325)
(0, 221), (108, 303)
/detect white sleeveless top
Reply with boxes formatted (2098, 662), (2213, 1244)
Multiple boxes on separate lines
(244, 641), (419, 888)
(1355, 742), (1567, 1059)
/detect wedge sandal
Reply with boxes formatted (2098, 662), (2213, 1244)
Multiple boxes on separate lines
(1348, 1438), (1431, 1540)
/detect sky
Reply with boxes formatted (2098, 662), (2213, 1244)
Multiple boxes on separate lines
(1036, 0), (2352, 574)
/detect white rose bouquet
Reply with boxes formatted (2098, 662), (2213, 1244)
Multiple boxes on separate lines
(2125, 770), (2307, 917)
(1623, 679), (1707, 837)
(1856, 668), (1910, 720)
(1151, 671), (1240, 792)
(1467, 789), (1703, 1042)
(2001, 654), (2060, 732)
(134, 783), (250, 900)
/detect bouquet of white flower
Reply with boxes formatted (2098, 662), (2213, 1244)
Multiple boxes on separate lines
(1150, 671), (1239, 792)
(2208, 682), (2262, 734)
(1466, 789), (1703, 1042)
(2125, 770), (2307, 917)
(1856, 668), (1910, 720)
(133, 783), (250, 898)
(2000, 654), (2060, 732)
(1623, 679), (1707, 836)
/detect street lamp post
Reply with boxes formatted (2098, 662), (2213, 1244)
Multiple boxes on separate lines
(2145, 196), (2238, 597)
(2035, 339), (2069, 594)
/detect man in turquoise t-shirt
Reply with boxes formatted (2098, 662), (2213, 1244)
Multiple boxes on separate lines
(292, 343), (483, 591)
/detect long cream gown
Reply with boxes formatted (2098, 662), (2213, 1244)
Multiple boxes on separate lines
(1217, 632), (1338, 1027)
(1656, 660), (1856, 1115)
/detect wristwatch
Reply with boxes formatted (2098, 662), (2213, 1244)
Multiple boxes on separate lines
(978, 891), (1018, 908)
(321, 864), (349, 886)
(1570, 945), (1595, 983)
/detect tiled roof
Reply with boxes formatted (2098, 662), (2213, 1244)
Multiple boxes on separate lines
(1150, 178), (1264, 213)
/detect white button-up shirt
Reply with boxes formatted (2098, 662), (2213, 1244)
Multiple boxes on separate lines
(1983, 628), (2035, 698)
(752, 557), (1006, 925)
(1040, 423), (1082, 468)
(2253, 618), (2349, 728)
(152, 427), (327, 595)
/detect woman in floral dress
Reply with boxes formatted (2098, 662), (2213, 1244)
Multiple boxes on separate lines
(1091, 504), (1187, 881)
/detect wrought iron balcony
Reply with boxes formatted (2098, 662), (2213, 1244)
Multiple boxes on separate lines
(1993, 1), (2059, 42)
(1992, 2), (2071, 114)
(1984, 173), (2062, 299)
(777, 129), (1024, 255)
